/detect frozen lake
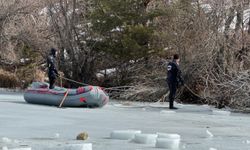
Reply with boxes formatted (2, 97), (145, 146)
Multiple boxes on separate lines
(0, 91), (250, 150)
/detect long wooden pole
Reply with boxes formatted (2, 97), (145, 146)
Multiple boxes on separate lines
(59, 89), (69, 108)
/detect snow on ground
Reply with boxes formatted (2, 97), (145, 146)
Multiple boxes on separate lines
(0, 91), (250, 150)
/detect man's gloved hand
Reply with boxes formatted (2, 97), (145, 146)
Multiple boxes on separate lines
(58, 71), (64, 77)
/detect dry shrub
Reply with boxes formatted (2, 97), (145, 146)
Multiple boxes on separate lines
(118, 85), (166, 102)
(33, 69), (46, 82)
(209, 70), (250, 109)
(16, 65), (46, 88)
(106, 57), (168, 102)
(0, 69), (19, 88)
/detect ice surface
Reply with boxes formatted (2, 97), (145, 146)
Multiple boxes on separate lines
(1, 91), (250, 150)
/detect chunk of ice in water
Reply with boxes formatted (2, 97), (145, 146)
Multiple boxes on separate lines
(157, 133), (181, 139)
(155, 138), (180, 149)
(133, 133), (158, 144)
(110, 130), (141, 140)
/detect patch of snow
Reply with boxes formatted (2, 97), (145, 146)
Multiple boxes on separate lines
(99, 68), (116, 75)
(87, 23), (92, 28)
(149, 102), (169, 108)
(20, 58), (30, 63)
(111, 27), (122, 32)
(9, 148), (31, 150)
(200, 3), (212, 13)
(110, 130), (141, 140)
(54, 133), (60, 138)
(13, 140), (19, 144)
(247, 140), (250, 144)
(2, 137), (11, 143)
(79, 31), (86, 36)
(64, 144), (92, 150)
(96, 73), (104, 79)
(112, 104), (145, 108)
(209, 148), (217, 150)
(206, 129), (214, 138)
(243, 140), (250, 144)
(2, 146), (8, 150)
(20, 58), (25, 63)
(212, 110), (231, 116)
(160, 110), (176, 114)
(39, 7), (48, 15)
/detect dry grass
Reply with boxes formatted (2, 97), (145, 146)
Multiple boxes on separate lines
(16, 66), (46, 88)
(33, 69), (46, 82)
(0, 69), (19, 88)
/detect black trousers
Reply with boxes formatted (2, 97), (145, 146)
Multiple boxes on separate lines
(168, 81), (177, 108)
(49, 76), (56, 89)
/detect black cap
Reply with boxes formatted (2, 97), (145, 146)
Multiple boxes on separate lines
(173, 54), (179, 60)
(50, 48), (57, 57)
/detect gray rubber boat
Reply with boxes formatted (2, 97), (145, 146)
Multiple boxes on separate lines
(24, 82), (109, 107)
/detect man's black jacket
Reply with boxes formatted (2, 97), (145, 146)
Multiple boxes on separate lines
(47, 55), (58, 78)
(167, 61), (184, 85)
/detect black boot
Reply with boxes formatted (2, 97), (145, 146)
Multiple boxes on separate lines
(169, 100), (178, 109)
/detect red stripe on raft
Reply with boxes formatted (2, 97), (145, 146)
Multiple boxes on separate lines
(76, 87), (85, 94)
(80, 97), (86, 102)
(26, 89), (61, 95)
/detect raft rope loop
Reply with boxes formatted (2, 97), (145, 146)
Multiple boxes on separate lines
(59, 76), (203, 100)
(158, 84), (204, 103)
(58, 75), (134, 91)
(59, 76), (89, 86)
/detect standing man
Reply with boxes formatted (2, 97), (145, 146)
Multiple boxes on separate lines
(167, 54), (184, 109)
(47, 48), (59, 89)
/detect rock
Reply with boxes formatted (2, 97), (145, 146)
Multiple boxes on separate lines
(76, 132), (89, 140)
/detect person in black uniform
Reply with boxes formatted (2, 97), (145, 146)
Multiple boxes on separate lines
(47, 48), (59, 89)
(167, 54), (184, 109)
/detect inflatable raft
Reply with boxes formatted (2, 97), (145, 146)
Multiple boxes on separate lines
(24, 82), (109, 107)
